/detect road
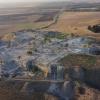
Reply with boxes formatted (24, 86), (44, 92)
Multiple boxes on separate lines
(36, 8), (64, 30)
(9, 78), (64, 83)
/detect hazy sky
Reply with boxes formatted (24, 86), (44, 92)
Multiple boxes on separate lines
(0, 0), (68, 3)
(0, 0), (99, 3)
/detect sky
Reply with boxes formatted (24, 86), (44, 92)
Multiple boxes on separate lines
(0, 0), (99, 3)
(0, 0), (67, 3)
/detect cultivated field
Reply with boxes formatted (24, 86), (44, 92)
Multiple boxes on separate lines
(0, 7), (58, 36)
(47, 12), (100, 39)
(0, 7), (100, 40)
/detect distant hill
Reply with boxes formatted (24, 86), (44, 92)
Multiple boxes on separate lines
(71, 0), (100, 3)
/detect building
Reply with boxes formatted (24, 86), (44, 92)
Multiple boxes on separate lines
(26, 60), (38, 72)
(57, 65), (64, 80)
(0, 58), (4, 78)
(89, 45), (100, 55)
(50, 64), (57, 80)
(50, 64), (64, 80)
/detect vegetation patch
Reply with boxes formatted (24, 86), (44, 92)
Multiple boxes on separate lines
(88, 24), (100, 33)
(35, 11), (58, 22)
(59, 54), (96, 69)
(44, 31), (68, 42)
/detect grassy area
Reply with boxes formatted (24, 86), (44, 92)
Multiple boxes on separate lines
(44, 33), (68, 43)
(16, 22), (46, 29)
(15, 21), (53, 30)
(56, 34), (67, 39)
(16, 23), (35, 29)
(60, 54), (96, 69)
(44, 32), (68, 41)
